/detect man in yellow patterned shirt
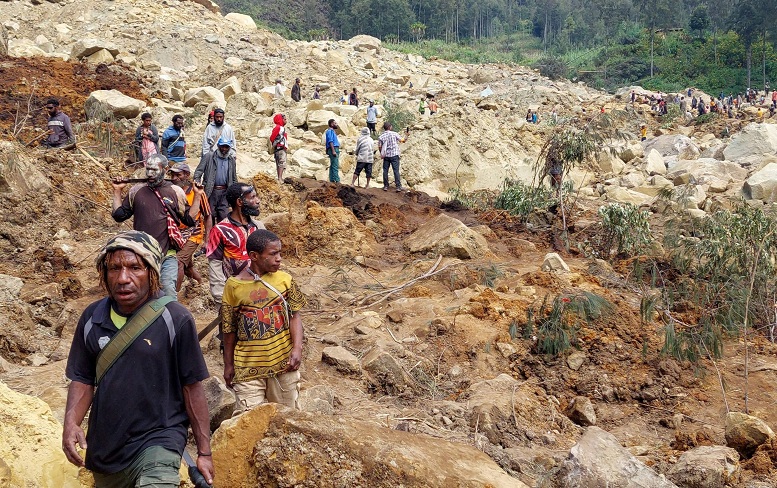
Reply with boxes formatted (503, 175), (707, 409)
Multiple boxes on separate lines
(222, 229), (306, 412)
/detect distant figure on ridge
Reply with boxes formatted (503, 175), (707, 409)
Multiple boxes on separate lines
(134, 113), (159, 163)
(291, 78), (301, 102)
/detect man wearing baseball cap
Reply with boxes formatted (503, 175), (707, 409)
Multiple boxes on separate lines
(170, 162), (211, 290)
(63, 231), (214, 487)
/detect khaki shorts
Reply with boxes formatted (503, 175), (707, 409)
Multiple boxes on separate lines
(232, 370), (300, 413)
(274, 149), (287, 169)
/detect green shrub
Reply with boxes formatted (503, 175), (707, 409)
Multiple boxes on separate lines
(381, 99), (415, 133)
(527, 292), (613, 356)
(591, 203), (653, 259)
(494, 179), (559, 219)
(534, 57), (568, 80)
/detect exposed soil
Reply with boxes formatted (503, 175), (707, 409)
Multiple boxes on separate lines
(0, 55), (150, 143)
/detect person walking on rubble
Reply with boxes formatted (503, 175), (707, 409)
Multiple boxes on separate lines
(200, 108), (235, 161)
(270, 113), (289, 182)
(63, 231), (214, 487)
(169, 162), (210, 292)
(134, 113), (159, 163)
(194, 137), (237, 225)
(325, 118), (341, 183)
(111, 154), (203, 299)
(160, 115), (187, 164)
(222, 229), (306, 412)
(205, 182), (264, 304)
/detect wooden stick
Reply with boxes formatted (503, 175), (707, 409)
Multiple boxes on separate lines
(78, 146), (100, 165)
(355, 255), (444, 308)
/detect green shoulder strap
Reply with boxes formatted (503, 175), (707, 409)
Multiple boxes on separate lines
(95, 295), (175, 386)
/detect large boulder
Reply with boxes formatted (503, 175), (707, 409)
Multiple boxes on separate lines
(386, 69), (412, 85)
(224, 12), (257, 30)
(0, 381), (80, 487)
(723, 123), (777, 161)
(404, 213), (489, 259)
(667, 445), (740, 488)
(290, 149), (328, 178)
(350, 34), (381, 53)
(211, 403), (529, 488)
(85, 90), (146, 120)
(553, 426), (678, 487)
(70, 38), (119, 59)
(743, 163), (777, 203)
(218, 76), (242, 99)
(183, 86), (226, 108)
(226, 92), (272, 118)
(644, 149), (667, 175)
(565, 396), (596, 426)
(644, 134), (699, 159)
(725, 412), (775, 457)
(306, 110), (340, 134)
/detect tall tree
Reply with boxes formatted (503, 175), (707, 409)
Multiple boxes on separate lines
(637, 0), (673, 77)
(728, 0), (760, 88)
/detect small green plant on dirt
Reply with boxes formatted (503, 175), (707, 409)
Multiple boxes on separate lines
(477, 264), (505, 288)
(446, 187), (497, 212)
(593, 202), (653, 259)
(526, 291), (613, 356)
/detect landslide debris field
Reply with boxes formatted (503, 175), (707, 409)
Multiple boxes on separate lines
(0, 0), (777, 480)
(1, 55), (777, 488)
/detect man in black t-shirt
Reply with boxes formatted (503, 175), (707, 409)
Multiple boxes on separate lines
(63, 231), (214, 487)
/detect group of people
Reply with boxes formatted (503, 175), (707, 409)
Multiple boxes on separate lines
(61, 104), (308, 486)
(630, 86), (777, 121)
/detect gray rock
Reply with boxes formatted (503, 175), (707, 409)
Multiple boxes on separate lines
(321, 346), (361, 374)
(0, 274), (23, 304)
(361, 347), (414, 395)
(565, 396), (596, 426)
(554, 426), (678, 487)
(183, 86), (225, 108)
(0, 24), (7, 57)
(723, 123), (777, 161)
(725, 411), (775, 457)
(667, 445), (740, 488)
(202, 376), (236, 432)
(743, 163), (777, 203)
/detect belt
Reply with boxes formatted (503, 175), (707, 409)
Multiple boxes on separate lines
(214, 185), (227, 190)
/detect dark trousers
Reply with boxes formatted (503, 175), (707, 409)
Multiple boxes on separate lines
(382, 155), (401, 188)
(210, 188), (229, 224)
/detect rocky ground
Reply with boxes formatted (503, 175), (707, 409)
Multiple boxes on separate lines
(2, 0), (777, 487)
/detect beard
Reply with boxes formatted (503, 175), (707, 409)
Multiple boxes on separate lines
(147, 172), (166, 188)
(241, 203), (260, 217)
(214, 119), (223, 127)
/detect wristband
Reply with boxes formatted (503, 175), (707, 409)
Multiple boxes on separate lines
(197, 451), (212, 456)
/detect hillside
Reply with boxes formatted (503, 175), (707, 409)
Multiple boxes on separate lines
(2, 0), (777, 487)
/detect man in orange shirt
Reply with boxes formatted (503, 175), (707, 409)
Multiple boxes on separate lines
(170, 163), (211, 291)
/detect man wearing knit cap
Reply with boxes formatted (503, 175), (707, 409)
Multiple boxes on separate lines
(63, 231), (214, 487)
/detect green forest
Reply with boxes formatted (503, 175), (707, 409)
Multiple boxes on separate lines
(217, 0), (777, 94)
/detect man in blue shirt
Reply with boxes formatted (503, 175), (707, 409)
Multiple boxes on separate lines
(160, 115), (187, 163)
(325, 119), (340, 183)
